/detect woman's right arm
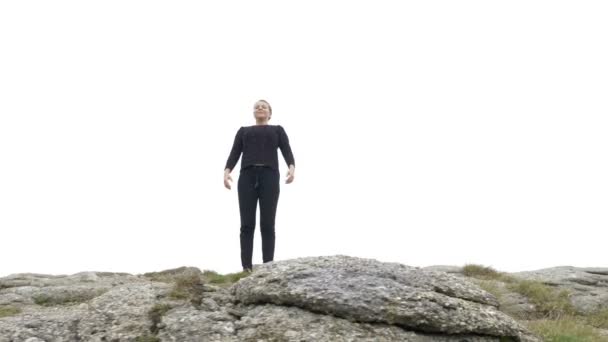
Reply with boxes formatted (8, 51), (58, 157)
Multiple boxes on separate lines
(224, 126), (244, 173)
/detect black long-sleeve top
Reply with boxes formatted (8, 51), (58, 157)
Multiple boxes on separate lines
(224, 124), (295, 172)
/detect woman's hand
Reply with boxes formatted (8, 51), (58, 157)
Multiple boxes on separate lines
(224, 169), (233, 190)
(286, 165), (295, 184)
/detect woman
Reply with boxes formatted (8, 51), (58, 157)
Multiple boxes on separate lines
(223, 99), (296, 273)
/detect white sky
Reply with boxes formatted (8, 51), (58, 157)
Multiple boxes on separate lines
(1, 1), (607, 278)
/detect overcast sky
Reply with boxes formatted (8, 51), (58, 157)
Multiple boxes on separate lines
(1, 1), (606, 277)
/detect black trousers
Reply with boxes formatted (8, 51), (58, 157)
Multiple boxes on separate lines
(237, 165), (280, 270)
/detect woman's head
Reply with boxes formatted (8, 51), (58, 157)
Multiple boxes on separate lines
(253, 99), (272, 122)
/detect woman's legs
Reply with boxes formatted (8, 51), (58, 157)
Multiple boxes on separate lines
(237, 167), (257, 271)
(258, 167), (280, 264)
(237, 165), (280, 270)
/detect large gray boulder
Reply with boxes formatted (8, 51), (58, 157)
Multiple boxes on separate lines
(230, 255), (539, 342)
(0, 271), (171, 341)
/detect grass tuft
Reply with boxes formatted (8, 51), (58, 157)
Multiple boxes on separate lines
(585, 308), (608, 329)
(202, 269), (251, 285)
(168, 272), (204, 300)
(462, 263), (608, 341)
(147, 303), (172, 334)
(525, 317), (606, 342)
(0, 305), (21, 318)
(32, 289), (106, 306)
(462, 263), (518, 283)
(134, 333), (161, 342)
(507, 279), (577, 319)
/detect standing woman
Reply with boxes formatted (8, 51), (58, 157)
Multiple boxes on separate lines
(223, 99), (296, 273)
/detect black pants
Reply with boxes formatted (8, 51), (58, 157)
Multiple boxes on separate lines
(237, 165), (280, 270)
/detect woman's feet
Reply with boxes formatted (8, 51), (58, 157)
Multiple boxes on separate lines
(243, 267), (253, 274)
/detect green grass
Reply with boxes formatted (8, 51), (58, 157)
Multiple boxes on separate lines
(462, 263), (608, 341)
(525, 317), (607, 342)
(472, 278), (507, 302)
(141, 266), (198, 284)
(168, 272), (204, 300)
(499, 337), (517, 342)
(32, 289), (107, 306)
(201, 269), (251, 285)
(463, 263), (578, 320)
(0, 305), (21, 318)
(148, 303), (172, 334)
(134, 333), (161, 342)
(462, 263), (518, 283)
(585, 308), (608, 329)
(506, 279), (577, 319)
(143, 267), (252, 298)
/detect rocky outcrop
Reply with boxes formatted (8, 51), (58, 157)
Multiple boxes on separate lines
(0, 271), (170, 341)
(511, 266), (608, 315)
(0, 255), (541, 341)
(424, 264), (608, 339)
(424, 264), (608, 318)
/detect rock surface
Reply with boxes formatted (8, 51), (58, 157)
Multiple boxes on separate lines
(511, 266), (608, 315)
(423, 264), (608, 317)
(424, 264), (608, 339)
(0, 255), (545, 341)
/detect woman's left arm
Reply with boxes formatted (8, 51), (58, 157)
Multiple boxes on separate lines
(278, 125), (295, 169)
(278, 125), (295, 183)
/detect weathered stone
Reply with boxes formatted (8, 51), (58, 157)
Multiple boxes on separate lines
(510, 266), (608, 314)
(0, 255), (544, 341)
(231, 255), (538, 341)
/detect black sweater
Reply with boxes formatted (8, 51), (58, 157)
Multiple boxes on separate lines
(224, 124), (295, 172)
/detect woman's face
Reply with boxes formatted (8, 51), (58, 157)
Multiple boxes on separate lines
(253, 101), (271, 121)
